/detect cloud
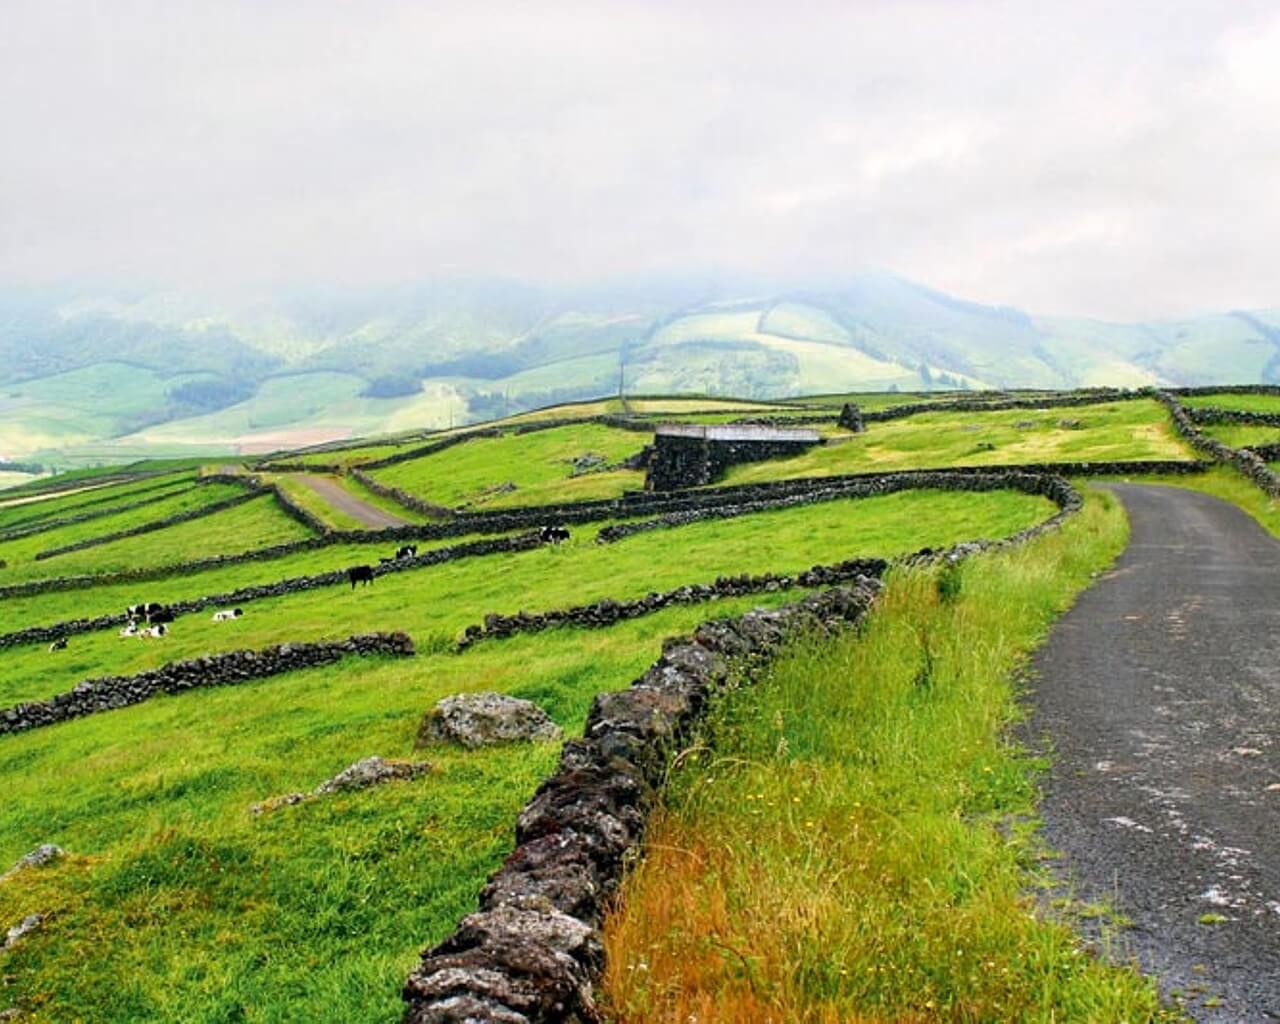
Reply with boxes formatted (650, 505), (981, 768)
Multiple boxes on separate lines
(1, 0), (1278, 319)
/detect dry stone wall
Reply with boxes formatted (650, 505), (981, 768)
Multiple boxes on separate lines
(0, 531), (549, 651)
(0, 632), (414, 736)
(401, 582), (882, 1024)
(1156, 392), (1280, 498)
(0, 479), (197, 543)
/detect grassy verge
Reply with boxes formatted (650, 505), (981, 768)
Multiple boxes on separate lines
(602, 487), (1181, 1022)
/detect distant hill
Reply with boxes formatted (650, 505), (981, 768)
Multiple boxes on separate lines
(2, 273), (1278, 465)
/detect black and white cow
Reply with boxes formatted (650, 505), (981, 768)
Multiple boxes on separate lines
(211, 608), (243, 622)
(48, 637), (67, 652)
(396, 544), (418, 560)
(539, 525), (571, 544)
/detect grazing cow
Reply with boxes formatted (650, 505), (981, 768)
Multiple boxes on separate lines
(211, 608), (243, 622)
(348, 565), (375, 589)
(48, 637), (67, 652)
(539, 525), (571, 544)
(395, 544), (418, 560)
(137, 624), (167, 638)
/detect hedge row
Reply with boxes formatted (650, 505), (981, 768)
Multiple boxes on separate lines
(0, 632), (415, 736)
(402, 581), (883, 1022)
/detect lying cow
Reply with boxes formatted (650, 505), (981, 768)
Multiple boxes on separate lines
(136, 624), (167, 638)
(539, 525), (571, 544)
(119, 624), (139, 638)
(348, 565), (375, 589)
(211, 608), (243, 622)
(48, 637), (67, 652)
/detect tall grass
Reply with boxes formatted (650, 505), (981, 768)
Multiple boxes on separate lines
(603, 488), (1181, 1022)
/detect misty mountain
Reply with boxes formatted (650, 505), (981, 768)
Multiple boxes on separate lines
(2, 272), (1278, 461)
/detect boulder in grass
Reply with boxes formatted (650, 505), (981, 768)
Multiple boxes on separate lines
(418, 692), (563, 749)
(4, 913), (44, 950)
(314, 756), (431, 795)
(1, 844), (64, 883)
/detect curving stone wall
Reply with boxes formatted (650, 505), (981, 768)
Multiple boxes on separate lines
(457, 558), (890, 649)
(401, 581), (882, 1023)
(1156, 392), (1280, 498)
(0, 632), (414, 736)
(860, 388), (1147, 424)
(348, 467), (455, 519)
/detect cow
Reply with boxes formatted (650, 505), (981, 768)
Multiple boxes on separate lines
(127, 602), (167, 624)
(211, 608), (243, 622)
(119, 624), (139, 638)
(137, 624), (167, 638)
(539, 525), (571, 544)
(48, 637), (67, 652)
(396, 544), (418, 560)
(148, 605), (175, 624)
(348, 565), (375, 589)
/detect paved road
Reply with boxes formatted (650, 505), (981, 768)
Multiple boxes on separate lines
(1029, 484), (1280, 1020)
(290, 474), (407, 529)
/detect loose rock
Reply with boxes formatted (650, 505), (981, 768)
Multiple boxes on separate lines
(419, 693), (563, 749)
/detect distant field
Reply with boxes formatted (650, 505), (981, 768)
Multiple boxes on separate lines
(1203, 423), (1280, 449)
(722, 400), (1190, 483)
(1182, 392), (1280, 414)
(369, 422), (648, 510)
(0, 473), (196, 532)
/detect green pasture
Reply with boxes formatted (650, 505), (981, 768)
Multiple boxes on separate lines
(604, 488), (1179, 1021)
(0, 485), (1052, 1022)
(369, 422), (648, 510)
(720, 400), (1190, 484)
(1202, 422), (1280, 449)
(2, 489), (1051, 707)
(0, 483), (247, 577)
(1180, 392), (1280, 414)
(0, 493), (314, 586)
(0, 473), (196, 533)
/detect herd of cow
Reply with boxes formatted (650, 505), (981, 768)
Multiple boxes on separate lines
(46, 526), (573, 651)
(344, 527), (571, 590)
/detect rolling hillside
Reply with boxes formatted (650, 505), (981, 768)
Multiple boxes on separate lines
(3, 274), (1279, 474)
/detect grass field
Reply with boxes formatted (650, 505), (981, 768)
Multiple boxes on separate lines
(1180, 392), (1280, 413)
(368, 422), (648, 510)
(603, 488), (1178, 1021)
(1202, 423), (1280, 449)
(1, 386), (1257, 1022)
(0, 482), (1049, 1022)
(722, 400), (1190, 484)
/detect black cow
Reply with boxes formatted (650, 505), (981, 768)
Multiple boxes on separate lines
(148, 605), (175, 624)
(539, 525), (570, 544)
(395, 544), (418, 560)
(348, 565), (375, 589)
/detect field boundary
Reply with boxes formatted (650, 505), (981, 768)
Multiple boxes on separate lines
(0, 632), (414, 736)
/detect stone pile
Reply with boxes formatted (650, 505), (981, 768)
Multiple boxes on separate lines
(252, 756), (432, 814)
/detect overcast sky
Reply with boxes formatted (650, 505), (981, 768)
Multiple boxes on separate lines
(2, 1), (1278, 319)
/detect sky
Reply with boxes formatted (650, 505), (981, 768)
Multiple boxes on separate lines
(2, 0), (1279, 320)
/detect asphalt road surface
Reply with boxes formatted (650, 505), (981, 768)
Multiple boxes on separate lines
(1029, 483), (1280, 1021)
(290, 474), (407, 529)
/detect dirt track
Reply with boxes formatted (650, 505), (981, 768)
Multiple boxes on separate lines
(289, 474), (407, 529)
(1029, 484), (1280, 1020)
